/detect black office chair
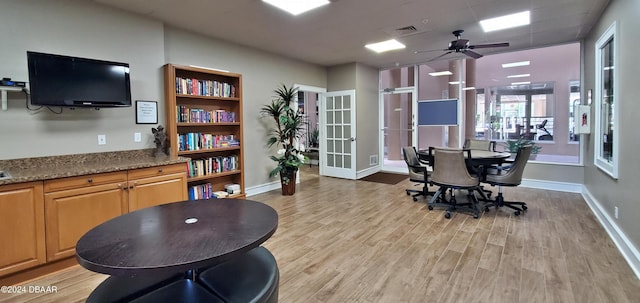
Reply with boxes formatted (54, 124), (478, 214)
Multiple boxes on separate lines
(402, 146), (434, 201)
(428, 147), (482, 219)
(482, 144), (532, 216)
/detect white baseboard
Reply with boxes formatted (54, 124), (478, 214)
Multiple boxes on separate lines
(245, 180), (281, 197)
(519, 178), (583, 193)
(356, 166), (380, 179)
(581, 187), (640, 279)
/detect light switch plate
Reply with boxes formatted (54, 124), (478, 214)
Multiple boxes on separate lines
(134, 132), (142, 142)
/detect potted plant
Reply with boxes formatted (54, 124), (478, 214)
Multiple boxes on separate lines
(308, 127), (319, 148)
(261, 84), (307, 195)
(501, 136), (542, 159)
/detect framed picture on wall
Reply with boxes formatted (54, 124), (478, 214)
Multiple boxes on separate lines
(135, 100), (158, 124)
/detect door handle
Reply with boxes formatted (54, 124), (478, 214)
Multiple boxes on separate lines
(350, 137), (356, 142)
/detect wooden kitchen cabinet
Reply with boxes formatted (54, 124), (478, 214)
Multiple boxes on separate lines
(0, 182), (46, 277)
(44, 172), (128, 261)
(127, 163), (188, 211)
(42, 164), (187, 261)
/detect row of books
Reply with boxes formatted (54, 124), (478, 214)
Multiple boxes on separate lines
(188, 183), (238, 200)
(188, 183), (216, 200)
(178, 133), (240, 151)
(176, 106), (236, 123)
(176, 77), (236, 98)
(186, 155), (239, 178)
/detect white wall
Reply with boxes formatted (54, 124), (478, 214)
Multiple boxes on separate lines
(0, 0), (165, 159)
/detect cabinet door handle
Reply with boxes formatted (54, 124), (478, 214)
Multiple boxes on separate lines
(87, 178), (93, 183)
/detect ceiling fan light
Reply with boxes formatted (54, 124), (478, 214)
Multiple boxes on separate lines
(480, 11), (530, 32)
(262, 0), (330, 16)
(428, 71), (453, 76)
(365, 39), (406, 53)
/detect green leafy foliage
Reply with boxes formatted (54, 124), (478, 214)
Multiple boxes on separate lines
(261, 84), (308, 184)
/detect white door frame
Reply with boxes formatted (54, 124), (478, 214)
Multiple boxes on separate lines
(379, 86), (418, 174)
(293, 83), (327, 174)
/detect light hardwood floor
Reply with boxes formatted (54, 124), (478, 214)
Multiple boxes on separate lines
(2, 166), (639, 303)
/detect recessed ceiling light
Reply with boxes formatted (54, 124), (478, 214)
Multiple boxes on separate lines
(365, 39), (406, 53)
(511, 81), (531, 85)
(448, 81), (465, 85)
(507, 73), (531, 78)
(480, 11), (530, 32)
(462, 87), (476, 91)
(428, 71), (453, 76)
(262, 0), (329, 16)
(502, 61), (530, 68)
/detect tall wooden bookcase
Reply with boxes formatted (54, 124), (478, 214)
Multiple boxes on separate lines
(164, 64), (244, 199)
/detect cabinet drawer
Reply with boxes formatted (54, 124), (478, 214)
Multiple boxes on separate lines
(128, 164), (186, 180)
(44, 171), (127, 193)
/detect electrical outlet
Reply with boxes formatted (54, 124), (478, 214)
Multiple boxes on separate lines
(134, 132), (142, 142)
(614, 206), (619, 219)
(97, 134), (106, 145)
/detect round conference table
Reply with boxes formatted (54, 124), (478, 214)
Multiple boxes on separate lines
(76, 198), (279, 302)
(417, 148), (511, 165)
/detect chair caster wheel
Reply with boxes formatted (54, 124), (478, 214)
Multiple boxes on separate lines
(514, 210), (521, 216)
(406, 191), (410, 196)
(428, 205), (433, 210)
(413, 197), (418, 202)
(444, 212), (451, 219)
(522, 205), (528, 211)
(484, 207), (490, 212)
(473, 213), (479, 219)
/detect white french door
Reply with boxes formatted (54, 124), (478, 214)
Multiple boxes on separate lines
(320, 90), (356, 179)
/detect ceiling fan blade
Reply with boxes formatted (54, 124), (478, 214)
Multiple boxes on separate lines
(463, 50), (483, 59)
(427, 51), (454, 62)
(469, 42), (510, 49)
(414, 48), (447, 54)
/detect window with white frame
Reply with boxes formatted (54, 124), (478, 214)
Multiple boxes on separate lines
(594, 21), (618, 178)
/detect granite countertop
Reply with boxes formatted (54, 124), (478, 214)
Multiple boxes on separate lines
(0, 149), (188, 186)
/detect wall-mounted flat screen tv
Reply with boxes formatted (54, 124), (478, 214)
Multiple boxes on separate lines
(27, 51), (132, 107)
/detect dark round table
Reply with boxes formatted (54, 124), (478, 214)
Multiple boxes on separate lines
(76, 198), (278, 277)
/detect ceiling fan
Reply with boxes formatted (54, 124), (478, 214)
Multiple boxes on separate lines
(415, 30), (509, 61)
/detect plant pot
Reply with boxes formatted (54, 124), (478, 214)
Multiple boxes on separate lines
(280, 169), (297, 195)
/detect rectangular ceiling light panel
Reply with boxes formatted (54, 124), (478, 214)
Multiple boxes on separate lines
(502, 61), (530, 68)
(263, 0), (330, 16)
(365, 39), (406, 53)
(507, 73), (531, 78)
(480, 11), (530, 32)
(428, 71), (453, 76)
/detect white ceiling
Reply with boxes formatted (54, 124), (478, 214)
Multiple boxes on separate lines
(93, 0), (610, 69)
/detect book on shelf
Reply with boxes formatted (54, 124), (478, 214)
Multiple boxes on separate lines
(175, 77), (236, 98)
(186, 155), (239, 178)
(176, 106), (236, 123)
(178, 133), (240, 151)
